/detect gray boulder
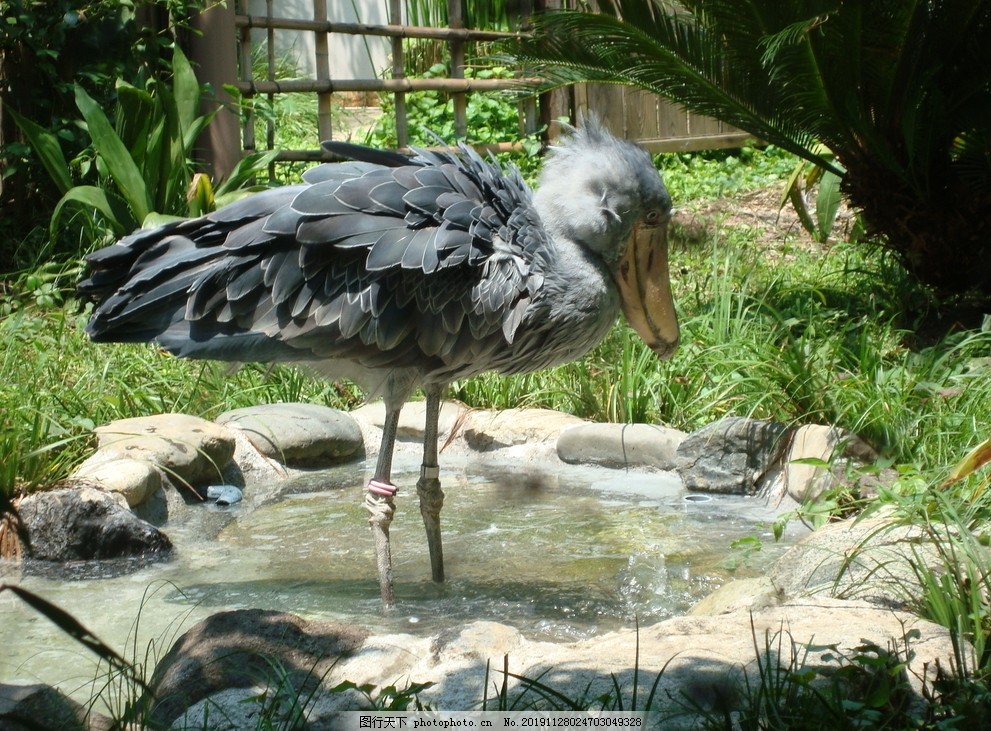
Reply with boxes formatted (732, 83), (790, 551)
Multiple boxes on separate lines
(557, 422), (686, 468)
(145, 609), (369, 729)
(89, 414), (236, 491)
(16, 486), (172, 562)
(0, 682), (112, 731)
(216, 403), (363, 467)
(675, 417), (791, 494)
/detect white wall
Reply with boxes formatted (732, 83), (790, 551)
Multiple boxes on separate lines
(247, 0), (395, 80)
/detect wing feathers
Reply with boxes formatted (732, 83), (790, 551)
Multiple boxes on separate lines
(80, 138), (554, 379)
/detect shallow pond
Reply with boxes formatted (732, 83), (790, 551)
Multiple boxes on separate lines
(1, 455), (793, 696)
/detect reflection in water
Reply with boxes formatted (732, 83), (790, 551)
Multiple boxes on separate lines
(1, 459), (791, 695)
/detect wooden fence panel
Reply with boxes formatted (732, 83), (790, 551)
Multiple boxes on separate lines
(189, 2), (754, 177)
(575, 83), (753, 153)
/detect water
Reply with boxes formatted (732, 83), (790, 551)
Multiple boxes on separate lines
(0, 456), (792, 695)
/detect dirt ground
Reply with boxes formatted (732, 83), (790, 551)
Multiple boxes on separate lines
(670, 185), (857, 257)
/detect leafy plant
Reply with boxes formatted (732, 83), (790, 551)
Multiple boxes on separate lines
(11, 46), (279, 243)
(515, 0), (991, 303)
(778, 145), (858, 244)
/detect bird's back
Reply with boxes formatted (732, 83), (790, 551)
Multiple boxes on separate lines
(79, 144), (619, 389)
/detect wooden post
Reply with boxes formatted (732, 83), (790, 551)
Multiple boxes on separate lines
(189, 1), (241, 181)
(236, 0), (255, 153)
(389, 0), (407, 148)
(534, 0), (573, 140)
(266, 0), (276, 158)
(449, 0), (467, 139)
(314, 0), (334, 142)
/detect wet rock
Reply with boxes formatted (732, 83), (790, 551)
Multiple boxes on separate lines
(675, 417), (790, 494)
(91, 414), (236, 490)
(216, 403), (363, 467)
(760, 424), (878, 504)
(462, 408), (585, 451)
(73, 456), (162, 508)
(0, 682), (112, 731)
(155, 605), (957, 728)
(768, 515), (944, 608)
(557, 422), (686, 468)
(145, 609), (369, 730)
(16, 486), (172, 562)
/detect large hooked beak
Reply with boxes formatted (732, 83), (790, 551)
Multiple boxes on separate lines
(615, 220), (680, 360)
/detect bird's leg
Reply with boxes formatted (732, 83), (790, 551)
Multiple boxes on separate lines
(364, 404), (401, 608)
(417, 388), (445, 583)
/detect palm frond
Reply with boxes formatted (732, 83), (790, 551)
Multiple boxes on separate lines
(516, 1), (844, 175)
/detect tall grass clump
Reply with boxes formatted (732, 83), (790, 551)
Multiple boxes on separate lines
(0, 280), (358, 502)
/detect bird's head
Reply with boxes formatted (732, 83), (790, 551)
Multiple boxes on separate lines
(534, 118), (679, 360)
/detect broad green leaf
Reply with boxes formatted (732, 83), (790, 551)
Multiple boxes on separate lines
(141, 211), (189, 228)
(51, 185), (136, 236)
(181, 113), (212, 155)
(815, 169), (842, 242)
(170, 45), (201, 138)
(114, 81), (156, 155)
(74, 84), (152, 223)
(8, 108), (73, 194)
(215, 149), (280, 197)
(145, 115), (168, 212)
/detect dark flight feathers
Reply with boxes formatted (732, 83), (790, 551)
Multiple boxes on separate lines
(79, 141), (551, 378)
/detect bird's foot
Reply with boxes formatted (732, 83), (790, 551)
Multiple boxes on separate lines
(416, 465), (445, 584)
(364, 480), (397, 608)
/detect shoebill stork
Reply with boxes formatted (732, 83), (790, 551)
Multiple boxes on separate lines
(78, 119), (680, 607)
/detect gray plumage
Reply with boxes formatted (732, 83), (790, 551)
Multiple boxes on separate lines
(79, 119), (678, 606)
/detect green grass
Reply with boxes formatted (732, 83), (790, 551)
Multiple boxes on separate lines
(0, 287), (359, 497)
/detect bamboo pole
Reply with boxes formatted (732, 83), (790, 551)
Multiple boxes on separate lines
(235, 77), (540, 95)
(389, 0), (407, 148)
(276, 140), (532, 162)
(448, 0), (466, 138)
(237, 0), (255, 153)
(233, 14), (524, 42)
(265, 0), (275, 174)
(313, 0), (334, 142)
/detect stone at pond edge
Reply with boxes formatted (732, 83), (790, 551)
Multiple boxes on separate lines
(72, 456), (162, 508)
(675, 416), (791, 495)
(760, 423), (879, 504)
(16, 486), (172, 561)
(689, 576), (782, 616)
(767, 515), (943, 608)
(557, 422), (686, 469)
(92, 414), (236, 489)
(154, 604), (957, 727)
(216, 403), (363, 467)
(351, 399), (467, 441)
(0, 682), (113, 731)
(461, 407), (585, 451)
(144, 609), (369, 730)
